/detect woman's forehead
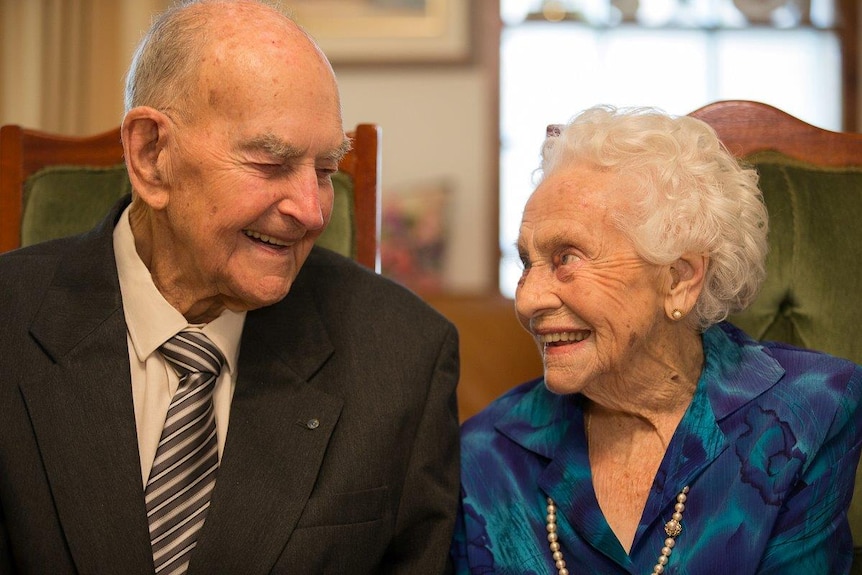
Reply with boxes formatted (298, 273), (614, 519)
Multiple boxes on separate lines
(527, 166), (628, 216)
(518, 167), (637, 248)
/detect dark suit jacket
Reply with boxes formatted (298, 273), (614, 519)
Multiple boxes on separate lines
(0, 199), (460, 574)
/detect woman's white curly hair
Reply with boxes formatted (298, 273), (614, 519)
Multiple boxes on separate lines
(539, 105), (769, 331)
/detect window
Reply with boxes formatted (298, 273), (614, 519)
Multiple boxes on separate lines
(498, 0), (843, 296)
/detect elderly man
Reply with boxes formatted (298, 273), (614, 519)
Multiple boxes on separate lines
(0, 1), (459, 573)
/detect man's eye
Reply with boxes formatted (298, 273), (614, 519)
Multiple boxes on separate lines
(316, 168), (337, 183)
(253, 163), (285, 174)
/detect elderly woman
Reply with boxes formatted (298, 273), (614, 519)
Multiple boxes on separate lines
(450, 105), (862, 574)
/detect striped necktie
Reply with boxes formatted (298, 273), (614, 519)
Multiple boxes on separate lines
(145, 330), (225, 575)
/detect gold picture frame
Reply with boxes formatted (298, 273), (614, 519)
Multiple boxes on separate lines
(286, 0), (471, 64)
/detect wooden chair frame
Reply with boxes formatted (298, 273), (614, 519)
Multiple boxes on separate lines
(690, 100), (862, 166)
(0, 123), (381, 270)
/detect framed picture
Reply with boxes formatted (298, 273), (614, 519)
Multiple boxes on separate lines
(286, 0), (471, 64)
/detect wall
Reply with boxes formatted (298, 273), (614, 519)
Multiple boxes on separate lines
(338, 66), (494, 293)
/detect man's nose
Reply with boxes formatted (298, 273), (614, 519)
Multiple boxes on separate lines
(278, 169), (326, 231)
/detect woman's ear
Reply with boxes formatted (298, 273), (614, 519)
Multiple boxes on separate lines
(664, 253), (708, 321)
(121, 107), (172, 210)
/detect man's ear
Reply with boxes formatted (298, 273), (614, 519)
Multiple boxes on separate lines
(122, 106), (172, 210)
(664, 252), (708, 321)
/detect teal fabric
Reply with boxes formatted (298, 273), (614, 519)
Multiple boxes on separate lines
(452, 323), (862, 573)
(21, 164), (356, 259)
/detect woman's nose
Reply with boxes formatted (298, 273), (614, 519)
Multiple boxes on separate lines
(515, 262), (560, 318)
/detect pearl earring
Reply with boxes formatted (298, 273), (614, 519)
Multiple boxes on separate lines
(672, 309), (683, 320)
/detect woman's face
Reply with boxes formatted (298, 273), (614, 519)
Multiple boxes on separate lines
(515, 164), (670, 395)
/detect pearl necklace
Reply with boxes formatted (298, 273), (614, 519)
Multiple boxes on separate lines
(545, 486), (690, 575)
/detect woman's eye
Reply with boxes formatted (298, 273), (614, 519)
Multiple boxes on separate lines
(560, 253), (580, 265)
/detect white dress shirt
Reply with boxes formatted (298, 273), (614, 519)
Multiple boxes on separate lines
(113, 205), (246, 485)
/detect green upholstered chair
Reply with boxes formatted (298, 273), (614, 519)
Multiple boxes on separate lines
(690, 100), (862, 570)
(0, 123), (381, 269)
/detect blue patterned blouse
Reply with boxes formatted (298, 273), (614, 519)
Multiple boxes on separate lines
(450, 323), (862, 574)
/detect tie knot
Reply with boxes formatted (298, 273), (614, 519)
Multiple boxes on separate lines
(160, 330), (225, 378)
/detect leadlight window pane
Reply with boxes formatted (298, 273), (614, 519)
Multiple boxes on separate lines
(499, 0), (841, 297)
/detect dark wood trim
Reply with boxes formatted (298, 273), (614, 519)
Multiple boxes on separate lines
(0, 125), (25, 254)
(341, 124), (382, 271)
(482, 0), (502, 293)
(839, 0), (859, 131)
(690, 99), (862, 165)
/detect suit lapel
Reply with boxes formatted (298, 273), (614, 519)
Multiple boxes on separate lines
(20, 202), (154, 574)
(191, 282), (343, 575)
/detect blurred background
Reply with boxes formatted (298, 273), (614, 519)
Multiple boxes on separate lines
(1, 0), (857, 298)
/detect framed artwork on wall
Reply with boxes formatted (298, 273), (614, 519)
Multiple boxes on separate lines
(286, 0), (471, 64)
